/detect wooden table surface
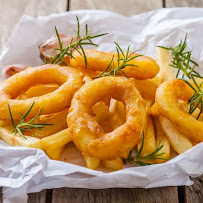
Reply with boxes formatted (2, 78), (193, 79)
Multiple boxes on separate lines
(0, 0), (203, 202)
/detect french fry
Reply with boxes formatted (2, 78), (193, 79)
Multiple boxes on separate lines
(16, 94), (28, 100)
(149, 103), (160, 116)
(29, 108), (69, 139)
(83, 155), (100, 170)
(159, 116), (193, 154)
(0, 126), (42, 149)
(83, 75), (92, 83)
(0, 109), (69, 139)
(145, 99), (153, 110)
(152, 117), (170, 163)
(179, 100), (203, 122)
(137, 117), (156, 157)
(16, 84), (59, 99)
(93, 101), (109, 123)
(40, 128), (71, 151)
(156, 47), (174, 82)
(46, 145), (65, 160)
(148, 75), (162, 86)
(136, 99), (153, 143)
(26, 84), (59, 97)
(99, 119), (112, 133)
(101, 157), (123, 171)
(109, 99), (125, 131)
(0, 107), (69, 149)
(105, 98), (151, 134)
(134, 80), (158, 101)
(76, 66), (101, 79)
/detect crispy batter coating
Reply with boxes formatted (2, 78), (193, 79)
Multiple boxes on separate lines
(0, 64), (84, 120)
(156, 79), (203, 142)
(67, 76), (147, 160)
(70, 49), (160, 80)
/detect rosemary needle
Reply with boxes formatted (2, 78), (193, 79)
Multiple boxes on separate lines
(125, 132), (168, 166)
(50, 15), (108, 67)
(8, 102), (53, 139)
(159, 34), (203, 119)
(158, 34), (201, 79)
(95, 42), (142, 78)
(182, 76), (203, 119)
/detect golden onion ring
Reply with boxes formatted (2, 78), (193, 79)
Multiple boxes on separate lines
(156, 79), (203, 142)
(67, 76), (147, 160)
(70, 49), (160, 80)
(0, 64), (84, 120)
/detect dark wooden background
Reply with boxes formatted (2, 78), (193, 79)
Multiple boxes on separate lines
(0, 0), (203, 202)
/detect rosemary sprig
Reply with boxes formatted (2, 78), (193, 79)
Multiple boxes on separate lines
(95, 42), (142, 78)
(158, 34), (201, 79)
(182, 76), (203, 119)
(50, 16), (108, 67)
(159, 34), (203, 119)
(125, 133), (168, 166)
(8, 102), (53, 139)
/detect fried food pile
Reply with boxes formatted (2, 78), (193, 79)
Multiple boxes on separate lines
(0, 20), (202, 171)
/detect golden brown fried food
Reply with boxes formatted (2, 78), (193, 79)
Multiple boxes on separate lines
(152, 117), (170, 163)
(137, 116), (156, 157)
(18, 84), (59, 98)
(156, 79), (203, 142)
(156, 47), (174, 82)
(67, 76), (147, 160)
(1, 109), (69, 139)
(70, 49), (160, 80)
(0, 64), (84, 120)
(159, 116), (193, 154)
(134, 79), (158, 101)
(0, 126), (42, 149)
(108, 99), (126, 131)
(46, 146), (65, 160)
(101, 157), (123, 171)
(92, 101), (109, 123)
(149, 103), (160, 116)
(83, 155), (100, 170)
(40, 128), (71, 151)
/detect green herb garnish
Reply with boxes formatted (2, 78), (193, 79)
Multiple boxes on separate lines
(8, 102), (53, 139)
(125, 132), (168, 166)
(159, 34), (203, 119)
(95, 42), (142, 78)
(50, 16), (108, 67)
(182, 76), (203, 119)
(158, 34), (201, 79)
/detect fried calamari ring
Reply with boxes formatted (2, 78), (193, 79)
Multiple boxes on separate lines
(0, 64), (84, 120)
(70, 49), (160, 80)
(67, 76), (147, 160)
(156, 79), (203, 142)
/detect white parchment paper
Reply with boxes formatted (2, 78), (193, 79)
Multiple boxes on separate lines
(0, 8), (203, 203)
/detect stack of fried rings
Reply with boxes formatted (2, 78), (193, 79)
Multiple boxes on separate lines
(0, 51), (159, 160)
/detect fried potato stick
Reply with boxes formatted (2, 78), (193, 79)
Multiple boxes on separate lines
(152, 117), (170, 163)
